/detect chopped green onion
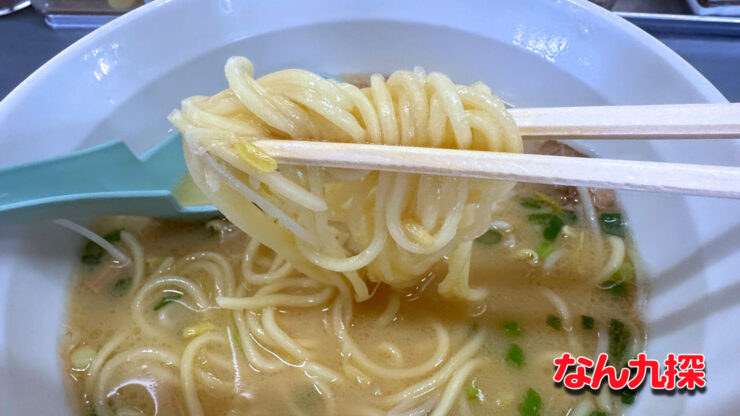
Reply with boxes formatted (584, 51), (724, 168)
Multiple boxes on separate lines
(502, 320), (521, 337)
(519, 388), (541, 416)
(621, 390), (636, 404)
(520, 197), (543, 209)
(608, 319), (631, 368)
(599, 260), (636, 298)
(103, 229), (122, 243)
(86, 406), (98, 416)
(546, 314), (561, 330)
(599, 279), (626, 297)
(111, 277), (132, 297)
(563, 210), (578, 225)
(535, 241), (555, 260)
(613, 260), (636, 283)
(581, 315), (595, 330)
(469, 322), (480, 333)
(81, 241), (104, 265)
(599, 213), (627, 237)
(80, 229), (124, 265)
(465, 379), (482, 401)
(476, 229), (503, 245)
(528, 214), (564, 241)
(153, 294), (182, 311)
(589, 412), (607, 416)
(543, 215), (565, 241)
(506, 343), (525, 368)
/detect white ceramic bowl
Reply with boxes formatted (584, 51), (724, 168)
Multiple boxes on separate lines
(1, 0), (739, 414)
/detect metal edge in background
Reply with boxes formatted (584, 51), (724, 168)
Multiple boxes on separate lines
(44, 14), (119, 29)
(616, 11), (740, 36)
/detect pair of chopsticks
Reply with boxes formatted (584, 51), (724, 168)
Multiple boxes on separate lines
(249, 103), (740, 199)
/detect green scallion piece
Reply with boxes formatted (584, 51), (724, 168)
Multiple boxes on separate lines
(598, 279), (627, 297)
(476, 229), (503, 245)
(613, 260), (636, 283)
(599, 260), (635, 298)
(621, 390), (636, 405)
(520, 197), (543, 209)
(103, 229), (122, 243)
(528, 214), (565, 241)
(502, 320), (521, 338)
(81, 241), (104, 265)
(519, 388), (541, 416)
(506, 343), (525, 368)
(608, 319), (631, 368)
(581, 315), (595, 330)
(589, 412), (607, 416)
(546, 314), (561, 330)
(543, 215), (565, 241)
(465, 379), (482, 401)
(153, 294), (182, 311)
(599, 213), (627, 237)
(535, 241), (555, 260)
(111, 277), (132, 297)
(80, 229), (124, 265)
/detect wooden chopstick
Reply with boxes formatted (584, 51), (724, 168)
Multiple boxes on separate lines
(252, 139), (740, 199)
(509, 103), (740, 140)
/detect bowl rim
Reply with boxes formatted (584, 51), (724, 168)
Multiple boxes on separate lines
(0, 0), (728, 116)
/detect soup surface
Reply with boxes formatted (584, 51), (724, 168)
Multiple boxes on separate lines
(62, 181), (646, 416)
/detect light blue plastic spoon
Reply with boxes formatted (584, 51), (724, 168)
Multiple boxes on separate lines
(0, 132), (218, 225)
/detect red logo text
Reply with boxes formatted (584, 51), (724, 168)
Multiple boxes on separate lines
(553, 353), (706, 391)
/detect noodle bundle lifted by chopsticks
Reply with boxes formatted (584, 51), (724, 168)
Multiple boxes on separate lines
(169, 57), (523, 301)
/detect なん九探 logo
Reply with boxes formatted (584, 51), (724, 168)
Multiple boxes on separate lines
(553, 352), (706, 392)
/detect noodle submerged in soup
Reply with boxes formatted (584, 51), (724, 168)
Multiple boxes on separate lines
(62, 181), (645, 416)
(62, 61), (645, 415)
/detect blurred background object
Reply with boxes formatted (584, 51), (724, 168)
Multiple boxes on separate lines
(0, 0), (30, 16)
(613, 0), (692, 13)
(7, 0), (740, 28)
(609, 0), (740, 15)
(689, 0), (740, 15)
(30, 0), (145, 28)
(589, 0), (618, 9)
(8, 0), (739, 28)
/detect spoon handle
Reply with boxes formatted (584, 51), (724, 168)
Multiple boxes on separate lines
(0, 134), (209, 224)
